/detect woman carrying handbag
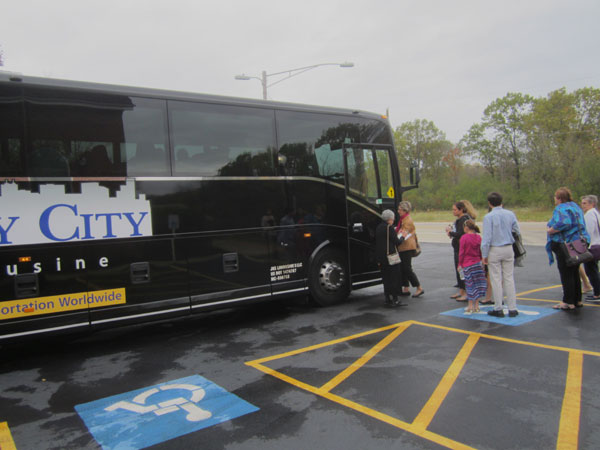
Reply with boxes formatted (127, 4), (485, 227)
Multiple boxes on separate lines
(546, 187), (590, 310)
(376, 209), (408, 307)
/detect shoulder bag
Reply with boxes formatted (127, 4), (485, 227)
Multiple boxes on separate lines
(560, 212), (593, 267)
(413, 234), (422, 257)
(589, 211), (600, 261)
(386, 225), (401, 265)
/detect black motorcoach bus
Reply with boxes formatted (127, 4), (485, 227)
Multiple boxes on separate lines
(0, 72), (418, 340)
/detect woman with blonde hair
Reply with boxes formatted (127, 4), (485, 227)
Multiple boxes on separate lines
(396, 201), (424, 297)
(460, 199), (478, 221)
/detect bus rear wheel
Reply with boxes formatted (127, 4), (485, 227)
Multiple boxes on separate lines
(309, 248), (350, 306)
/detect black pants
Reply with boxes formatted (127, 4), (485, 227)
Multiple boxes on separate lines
(551, 241), (581, 305)
(453, 249), (465, 290)
(584, 259), (600, 296)
(381, 263), (402, 299)
(399, 250), (420, 288)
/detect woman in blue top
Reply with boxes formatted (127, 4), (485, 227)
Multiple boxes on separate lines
(546, 187), (590, 310)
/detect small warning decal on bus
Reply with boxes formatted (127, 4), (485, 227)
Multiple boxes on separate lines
(0, 181), (152, 247)
(0, 288), (126, 320)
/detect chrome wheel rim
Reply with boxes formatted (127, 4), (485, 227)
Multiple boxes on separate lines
(318, 260), (345, 292)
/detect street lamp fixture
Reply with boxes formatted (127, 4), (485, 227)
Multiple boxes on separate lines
(234, 62), (354, 100)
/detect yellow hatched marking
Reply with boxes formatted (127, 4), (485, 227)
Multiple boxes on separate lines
(412, 334), (480, 432)
(246, 298), (595, 450)
(319, 322), (412, 393)
(557, 352), (583, 450)
(0, 422), (17, 450)
(248, 322), (405, 366)
(411, 321), (600, 357)
(247, 357), (476, 450)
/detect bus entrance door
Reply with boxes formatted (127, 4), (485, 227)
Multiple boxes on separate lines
(343, 144), (398, 288)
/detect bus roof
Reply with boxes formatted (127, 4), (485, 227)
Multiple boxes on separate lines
(0, 71), (387, 122)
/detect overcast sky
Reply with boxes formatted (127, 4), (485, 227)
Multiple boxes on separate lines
(2, 0), (599, 143)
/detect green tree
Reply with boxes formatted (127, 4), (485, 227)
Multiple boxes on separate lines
(460, 123), (499, 177)
(481, 92), (534, 189)
(393, 119), (452, 179)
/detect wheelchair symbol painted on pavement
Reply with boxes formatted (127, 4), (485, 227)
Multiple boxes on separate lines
(105, 383), (212, 422)
(76, 375), (259, 450)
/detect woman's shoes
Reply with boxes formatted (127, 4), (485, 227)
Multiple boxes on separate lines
(450, 293), (461, 299)
(455, 297), (467, 302)
(412, 289), (425, 298)
(480, 300), (494, 305)
(400, 291), (411, 296)
(553, 303), (575, 311)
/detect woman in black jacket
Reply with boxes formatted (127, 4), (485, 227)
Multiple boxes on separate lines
(446, 201), (471, 301)
(376, 209), (408, 307)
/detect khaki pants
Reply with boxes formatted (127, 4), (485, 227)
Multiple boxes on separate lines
(488, 245), (517, 311)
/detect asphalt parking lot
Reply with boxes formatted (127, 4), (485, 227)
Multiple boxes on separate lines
(2, 238), (600, 450)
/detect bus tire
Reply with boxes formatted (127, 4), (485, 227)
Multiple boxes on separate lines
(309, 248), (350, 306)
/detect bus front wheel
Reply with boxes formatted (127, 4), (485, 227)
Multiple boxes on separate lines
(309, 248), (350, 306)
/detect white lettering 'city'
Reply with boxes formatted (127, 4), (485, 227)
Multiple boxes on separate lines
(0, 182), (152, 247)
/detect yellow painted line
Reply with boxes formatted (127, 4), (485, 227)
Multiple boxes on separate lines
(412, 333), (480, 432)
(517, 297), (560, 303)
(246, 322), (411, 366)
(0, 422), (17, 450)
(411, 321), (600, 357)
(248, 360), (475, 450)
(556, 352), (583, 450)
(557, 352), (583, 450)
(246, 319), (598, 449)
(517, 285), (562, 297)
(319, 322), (412, 393)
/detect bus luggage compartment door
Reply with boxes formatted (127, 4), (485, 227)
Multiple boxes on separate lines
(187, 230), (272, 310)
(87, 237), (190, 328)
(0, 244), (92, 340)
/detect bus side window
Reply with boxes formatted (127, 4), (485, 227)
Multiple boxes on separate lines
(126, 142), (168, 176)
(276, 110), (361, 178)
(30, 146), (70, 177)
(0, 85), (24, 177)
(169, 101), (275, 177)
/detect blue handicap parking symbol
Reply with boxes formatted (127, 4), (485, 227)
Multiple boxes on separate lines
(75, 374), (259, 450)
(441, 304), (558, 326)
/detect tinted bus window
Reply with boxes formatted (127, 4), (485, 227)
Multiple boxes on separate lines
(169, 101), (276, 176)
(275, 110), (362, 179)
(122, 98), (170, 176)
(0, 85), (24, 177)
(24, 88), (168, 177)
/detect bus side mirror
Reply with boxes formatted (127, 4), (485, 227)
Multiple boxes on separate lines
(410, 165), (420, 186)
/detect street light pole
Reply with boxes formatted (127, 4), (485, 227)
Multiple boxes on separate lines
(261, 70), (267, 100)
(235, 62), (354, 100)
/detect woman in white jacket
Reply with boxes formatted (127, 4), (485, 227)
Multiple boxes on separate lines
(582, 195), (600, 301)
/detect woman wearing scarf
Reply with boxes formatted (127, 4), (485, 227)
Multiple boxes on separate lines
(546, 187), (590, 310)
(396, 201), (424, 297)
